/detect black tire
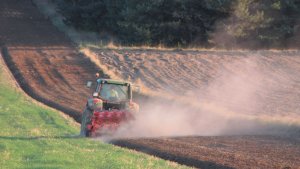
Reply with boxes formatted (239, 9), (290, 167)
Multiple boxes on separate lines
(80, 107), (92, 137)
(85, 129), (91, 137)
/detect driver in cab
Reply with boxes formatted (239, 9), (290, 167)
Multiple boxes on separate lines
(105, 85), (119, 100)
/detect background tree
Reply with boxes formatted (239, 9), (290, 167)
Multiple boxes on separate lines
(55, 0), (299, 48)
(212, 0), (300, 48)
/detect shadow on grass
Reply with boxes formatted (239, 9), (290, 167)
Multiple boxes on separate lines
(0, 135), (82, 141)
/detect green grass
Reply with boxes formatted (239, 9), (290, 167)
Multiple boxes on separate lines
(0, 63), (187, 169)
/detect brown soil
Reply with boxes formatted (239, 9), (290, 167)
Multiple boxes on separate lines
(113, 136), (300, 169)
(0, 0), (106, 121)
(0, 1), (299, 169)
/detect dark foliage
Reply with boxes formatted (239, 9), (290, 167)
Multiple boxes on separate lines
(55, 0), (300, 48)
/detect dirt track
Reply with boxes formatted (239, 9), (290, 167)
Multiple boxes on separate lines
(1, 1), (300, 169)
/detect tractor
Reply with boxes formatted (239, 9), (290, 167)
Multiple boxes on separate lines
(80, 78), (139, 137)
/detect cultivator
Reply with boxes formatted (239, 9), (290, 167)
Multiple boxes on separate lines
(86, 110), (133, 136)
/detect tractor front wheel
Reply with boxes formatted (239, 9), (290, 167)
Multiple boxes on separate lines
(80, 107), (92, 137)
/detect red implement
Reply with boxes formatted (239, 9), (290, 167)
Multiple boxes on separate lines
(88, 110), (133, 136)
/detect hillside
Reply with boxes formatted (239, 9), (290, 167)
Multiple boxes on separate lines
(1, 0), (300, 168)
(0, 0), (100, 121)
(88, 48), (300, 121)
(0, 54), (186, 169)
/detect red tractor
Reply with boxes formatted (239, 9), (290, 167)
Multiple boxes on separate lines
(80, 78), (139, 137)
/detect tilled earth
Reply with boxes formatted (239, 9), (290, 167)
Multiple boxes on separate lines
(0, 0), (101, 121)
(90, 48), (300, 119)
(113, 136), (300, 169)
(0, 0), (300, 169)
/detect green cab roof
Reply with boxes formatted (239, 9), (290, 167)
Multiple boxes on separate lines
(97, 78), (130, 85)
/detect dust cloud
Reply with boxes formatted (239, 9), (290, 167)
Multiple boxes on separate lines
(105, 56), (300, 139)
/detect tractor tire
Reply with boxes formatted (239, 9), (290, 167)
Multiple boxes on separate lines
(80, 107), (92, 137)
(84, 129), (91, 137)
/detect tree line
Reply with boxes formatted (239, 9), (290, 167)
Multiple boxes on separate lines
(55, 0), (300, 49)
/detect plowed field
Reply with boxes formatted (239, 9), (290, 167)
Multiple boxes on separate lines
(0, 0), (102, 121)
(1, 1), (299, 169)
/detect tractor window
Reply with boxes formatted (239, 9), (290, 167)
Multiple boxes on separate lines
(99, 83), (129, 101)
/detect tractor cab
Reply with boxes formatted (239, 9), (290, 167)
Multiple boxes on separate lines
(93, 79), (132, 100)
(91, 79), (133, 110)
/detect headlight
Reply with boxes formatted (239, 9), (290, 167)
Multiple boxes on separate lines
(94, 99), (103, 110)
